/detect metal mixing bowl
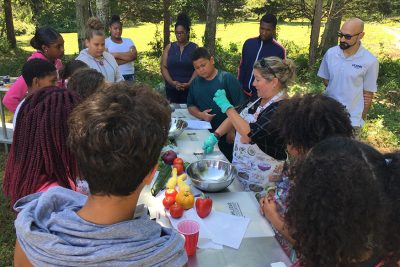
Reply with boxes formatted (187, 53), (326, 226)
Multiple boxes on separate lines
(168, 118), (187, 139)
(186, 160), (237, 192)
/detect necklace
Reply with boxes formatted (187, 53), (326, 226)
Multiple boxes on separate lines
(94, 56), (104, 66)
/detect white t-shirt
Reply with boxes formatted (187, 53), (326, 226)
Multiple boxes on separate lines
(105, 37), (135, 76)
(13, 98), (25, 127)
(318, 45), (379, 127)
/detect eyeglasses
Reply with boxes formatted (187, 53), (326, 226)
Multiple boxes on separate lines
(337, 31), (362, 40)
(260, 59), (276, 77)
(175, 31), (187, 36)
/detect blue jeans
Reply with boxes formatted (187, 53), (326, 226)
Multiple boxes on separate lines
(123, 74), (135, 82)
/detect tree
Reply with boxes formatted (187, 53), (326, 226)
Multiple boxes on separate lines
(308, 0), (323, 65)
(76, 0), (90, 51)
(204, 0), (218, 55)
(163, 0), (171, 48)
(319, 0), (344, 55)
(23, 0), (44, 26)
(3, 0), (16, 47)
(96, 0), (110, 30)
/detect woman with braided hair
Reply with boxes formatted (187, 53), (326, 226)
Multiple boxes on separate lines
(2, 86), (81, 207)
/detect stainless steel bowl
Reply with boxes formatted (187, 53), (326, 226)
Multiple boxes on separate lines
(186, 160), (237, 192)
(168, 118), (187, 139)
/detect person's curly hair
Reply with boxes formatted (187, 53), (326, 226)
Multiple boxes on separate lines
(271, 93), (353, 154)
(68, 83), (171, 196)
(286, 137), (392, 267)
(380, 152), (400, 266)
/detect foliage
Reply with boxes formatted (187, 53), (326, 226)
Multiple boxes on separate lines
(147, 24), (164, 58)
(361, 116), (399, 149)
(0, 46), (29, 76)
(135, 53), (163, 87)
(0, 37), (11, 54)
(116, 0), (245, 24)
(0, 148), (16, 267)
(249, 0), (400, 22)
(36, 0), (77, 32)
(0, 0), (34, 36)
(213, 40), (241, 74)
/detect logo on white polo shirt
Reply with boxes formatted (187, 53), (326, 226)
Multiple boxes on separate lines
(352, 64), (362, 69)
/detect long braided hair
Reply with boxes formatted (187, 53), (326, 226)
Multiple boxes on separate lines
(3, 86), (80, 207)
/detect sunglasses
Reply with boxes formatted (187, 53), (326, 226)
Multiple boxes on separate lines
(260, 59), (276, 77)
(337, 31), (362, 40)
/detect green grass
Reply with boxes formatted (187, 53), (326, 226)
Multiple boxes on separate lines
(0, 20), (399, 265)
(0, 148), (15, 267)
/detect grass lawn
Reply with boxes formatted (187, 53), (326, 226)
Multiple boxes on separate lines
(0, 20), (399, 266)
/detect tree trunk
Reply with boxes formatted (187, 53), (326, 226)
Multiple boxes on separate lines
(319, 0), (345, 55)
(76, 0), (90, 51)
(308, 0), (323, 66)
(95, 0), (110, 31)
(3, 0), (16, 48)
(28, 0), (43, 26)
(204, 0), (218, 56)
(163, 0), (171, 48)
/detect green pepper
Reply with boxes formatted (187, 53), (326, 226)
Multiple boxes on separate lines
(151, 159), (172, 196)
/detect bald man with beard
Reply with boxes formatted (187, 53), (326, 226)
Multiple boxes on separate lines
(317, 18), (379, 136)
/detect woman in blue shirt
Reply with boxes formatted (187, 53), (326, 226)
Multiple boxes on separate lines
(161, 13), (197, 103)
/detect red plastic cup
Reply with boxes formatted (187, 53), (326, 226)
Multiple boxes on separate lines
(177, 220), (200, 256)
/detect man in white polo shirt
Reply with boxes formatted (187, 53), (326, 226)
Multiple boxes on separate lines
(318, 18), (379, 135)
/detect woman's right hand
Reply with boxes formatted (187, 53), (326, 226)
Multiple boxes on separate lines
(173, 81), (187, 91)
(203, 133), (218, 154)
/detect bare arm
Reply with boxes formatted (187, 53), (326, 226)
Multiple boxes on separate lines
(322, 79), (329, 87)
(115, 59), (130, 65)
(14, 240), (34, 267)
(362, 91), (374, 119)
(160, 44), (176, 86)
(260, 196), (295, 245)
(111, 45), (137, 62)
(225, 107), (251, 143)
(188, 106), (216, 122)
(214, 117), (235, 137)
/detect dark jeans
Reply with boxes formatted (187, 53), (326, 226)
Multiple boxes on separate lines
(123, 74), (135, 82)
(165, 85), (188, 104)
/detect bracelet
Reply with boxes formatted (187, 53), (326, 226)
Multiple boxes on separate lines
(266, 186), (277, 194)
(213, 132), (221, 140)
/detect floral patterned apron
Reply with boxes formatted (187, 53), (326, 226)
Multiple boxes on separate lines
(232, 93), (285, 192)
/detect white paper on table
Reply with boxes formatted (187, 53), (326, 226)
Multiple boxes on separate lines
(207, 191), (275, 238)
(271, 262), (287, 267)
(178, 104), (187, 109)
(172, 109), (196, 120)
(186, 120), (212, 130)
(168, 208), (250, 249)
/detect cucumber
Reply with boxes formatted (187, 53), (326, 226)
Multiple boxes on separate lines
(183, 161), (191, 171)
(151, 159), (172, 196)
